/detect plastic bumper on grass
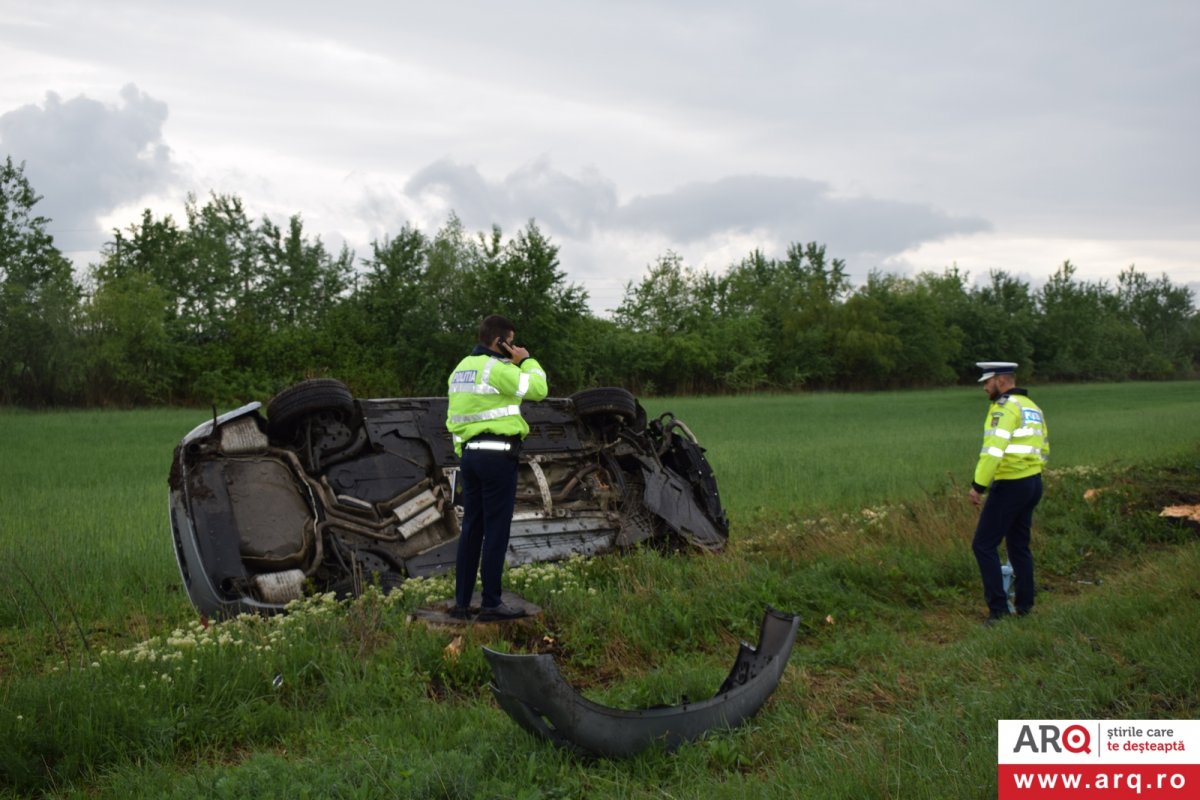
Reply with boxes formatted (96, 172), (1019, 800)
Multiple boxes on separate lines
(483, 607), (800, 758)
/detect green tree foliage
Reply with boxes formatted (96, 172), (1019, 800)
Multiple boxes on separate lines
(82, 270), (174, 405)
(967, 270), (1038, 379)
(1034, 261), (1145, 381)
(1115, 266), (1196, 377)
(87, 194), (357, 403)
(342, 216), (480, 395)
(614, 252), (722, 393)
(340, 222), (437, 394)
(88, 210), (188, 404)
(835, 272), (961, 388)
(2, 163), (1196, 407)
(0, 157), (83, 405)
(338, 216), (595, 396)
(717, 243), (849, 390)
(612, 251), (1195, 394)
(463, 220), (592, 389)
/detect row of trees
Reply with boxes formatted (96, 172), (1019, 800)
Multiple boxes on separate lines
(616, 247), (1198, 393)
(2, 156), (1198, 407)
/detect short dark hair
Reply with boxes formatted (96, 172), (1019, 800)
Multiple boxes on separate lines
(478, 314), (515, 347)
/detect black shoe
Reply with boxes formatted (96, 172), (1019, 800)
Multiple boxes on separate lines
(447, 605), (472, 620)
(478, 602), (526, 622)
(983, 612), (1011, 627)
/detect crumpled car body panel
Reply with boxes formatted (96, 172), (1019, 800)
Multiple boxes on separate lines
(168, 383), (729, 617)
(484, 607), (800, 758)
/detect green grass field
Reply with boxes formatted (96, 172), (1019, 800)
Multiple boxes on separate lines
(644, 381), (1199, 519)
(1, 382), (1198, 798)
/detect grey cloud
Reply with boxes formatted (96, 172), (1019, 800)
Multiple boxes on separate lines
(403, 160), (498, 232)
(0, 83), (177, 252)
(614, 175), (992, 263)
(501, 159), (619, 238)
(404, 158), (618, 239)
(351, 180), (410, 240)
(402, 162), (989, 267)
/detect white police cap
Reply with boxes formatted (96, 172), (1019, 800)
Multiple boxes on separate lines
(976, 361), (1018, 382)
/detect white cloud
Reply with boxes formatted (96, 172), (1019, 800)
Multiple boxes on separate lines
(888, 234), (1200, 294)
(0, 83), (177, 254)
(0, 1), (1195, 312)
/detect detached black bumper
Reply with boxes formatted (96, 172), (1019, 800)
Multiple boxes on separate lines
(484, 607), (800, 758)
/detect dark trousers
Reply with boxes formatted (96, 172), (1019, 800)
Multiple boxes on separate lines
(455, 448), (519, 609)
(972, 473), (1043, 615)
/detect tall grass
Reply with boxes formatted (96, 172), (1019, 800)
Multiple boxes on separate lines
(1, 385), (1198, 797)
(0, 409), (201, 651)
(2, 468), (1196, 797)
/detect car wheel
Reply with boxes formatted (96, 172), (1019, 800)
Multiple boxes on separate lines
(267, 378), (355, 439)
(570, 387), (638, 425)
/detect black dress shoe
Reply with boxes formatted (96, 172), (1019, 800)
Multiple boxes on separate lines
(448, 605), (472, 620)
(478, 602), (526, 621)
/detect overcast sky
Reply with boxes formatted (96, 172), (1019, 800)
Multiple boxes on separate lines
(2, 0), (1196, 314)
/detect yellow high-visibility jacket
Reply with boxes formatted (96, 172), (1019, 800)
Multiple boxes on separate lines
(446, 347), (548, 456)
(972, 389), (1049, 493)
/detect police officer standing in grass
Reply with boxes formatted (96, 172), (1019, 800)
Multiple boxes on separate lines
(446, 315), (548, 621)
(968, 362), (1050, 626)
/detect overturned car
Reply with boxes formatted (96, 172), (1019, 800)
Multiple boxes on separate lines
(169, 379), (729, 617)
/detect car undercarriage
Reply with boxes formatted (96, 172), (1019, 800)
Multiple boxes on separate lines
(169, 379), (729, 617)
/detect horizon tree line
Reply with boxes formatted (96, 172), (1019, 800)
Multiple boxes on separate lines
(2, 156), (1197, 407)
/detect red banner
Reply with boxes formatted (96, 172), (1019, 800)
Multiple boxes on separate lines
(999, 763), (1196, 798)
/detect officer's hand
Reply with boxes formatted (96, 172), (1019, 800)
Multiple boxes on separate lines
(968, 488), (982, 507)
(507, 344), (530, 364)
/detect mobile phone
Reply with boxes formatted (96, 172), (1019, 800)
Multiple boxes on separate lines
(498, 339), (515, 356)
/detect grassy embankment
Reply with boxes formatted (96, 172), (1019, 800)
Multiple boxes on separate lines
(1, 381), (1197, 798)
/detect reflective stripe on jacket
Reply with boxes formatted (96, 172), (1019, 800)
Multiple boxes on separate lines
(446, 351), (548, 455)
(973, 390), (1049, 491)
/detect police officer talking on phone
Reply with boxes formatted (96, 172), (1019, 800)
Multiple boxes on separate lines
(445, 315), (548, 621)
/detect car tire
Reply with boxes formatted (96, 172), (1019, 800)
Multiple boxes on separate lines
(570, 387), (638, 425)
(267, 378), (355, 439)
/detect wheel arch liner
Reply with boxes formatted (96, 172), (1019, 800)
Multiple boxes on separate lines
(483, 607), (800, 758)
(638, 459), (727, 550)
